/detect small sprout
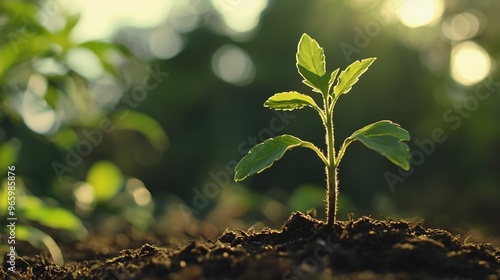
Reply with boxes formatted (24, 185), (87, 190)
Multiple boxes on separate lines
(234, 33), (411, 225)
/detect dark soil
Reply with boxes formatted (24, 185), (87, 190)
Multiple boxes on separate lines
(2, 212), (499, 279)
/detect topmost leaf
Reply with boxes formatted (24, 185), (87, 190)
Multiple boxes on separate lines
(333, 57), (376, 97)
(296, 34), (326, 76)
(296, 33), (328, 95)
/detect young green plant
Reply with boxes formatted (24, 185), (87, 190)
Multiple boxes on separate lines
(234, 33), (411, 225)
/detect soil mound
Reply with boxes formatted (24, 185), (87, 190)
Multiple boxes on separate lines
(2, 212), (499, 279)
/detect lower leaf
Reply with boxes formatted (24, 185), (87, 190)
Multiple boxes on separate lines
(234, 135), (320, 182)
(354, 134), (410, 170)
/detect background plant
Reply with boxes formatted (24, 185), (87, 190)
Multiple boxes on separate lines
(235, 34), (411, 225)
(0, 0), (163, 263)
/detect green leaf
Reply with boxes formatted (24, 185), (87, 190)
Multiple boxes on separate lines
(0, 46), (17, 82)
(0, 180), (10, 216)
(235, 135), (312, 181)
(19, 196), (88, 239)
(349, 120), (410, 170)
(79, 41), (132, 77)
(86, 161), (123, 202)
(296, 33), (329, 94)
(264, 91), (319, 111)
(0, 142), (17, 175)
(62, 14), (81, 35)
(50, 129), (78, 149)
(23, 206), (87, 236)
(334, 57), (376, 97)
(0, 1), (38, 20)
(111, 111), (169, 151)
(44, 86), (59, 109)
(328, 68), (340, 94)
(353, 120), (410, 140)
(17, 225), (65, 266)
(79, 41), (132, 58)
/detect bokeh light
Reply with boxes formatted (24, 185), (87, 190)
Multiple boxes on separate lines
(74, 182), (95, 213)
(211, 0), (268, 34)
(450, 41), (491, 86)
(168, 0), (200, 33)
(91, 77), (123, 109)
(68, 0), (173, 42)
(33, 58), (68, 76)
(442, 11), (484, 41)
(211, 45), (255, 85)
(149, 28), (184, 59)
(125, 178), (152, 207)
(22, 75), (60, 135)
(65, 48), (104, 80)
(396, 0), (444, 28)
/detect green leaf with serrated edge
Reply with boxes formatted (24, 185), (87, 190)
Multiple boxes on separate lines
(334, 57), (376, 97)
(235, 135), (315, 181)
(351, 120), (410, 141)
(264, 91), (319, 111)
(296, 34), (329, 94)
(298, 66), (331, 95)
(349, 120), (410, 170)
(297, 34), (326, 77)
(328, 68), (340, 94)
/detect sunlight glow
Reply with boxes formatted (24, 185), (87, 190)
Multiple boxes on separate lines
(65, 48), (104, 80)
(67, 0), (173, 42)
(396, 0), (444, 28)
(22, 75), (60, 135)
(212, 45), (255, 86)
(169, 1), (200, 33)
(451, 41), (491, 86)
(211, 0), (268, 34)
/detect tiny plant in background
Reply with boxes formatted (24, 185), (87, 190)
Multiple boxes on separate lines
(234, 33), (411, 225)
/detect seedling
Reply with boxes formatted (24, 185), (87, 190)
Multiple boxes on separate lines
(234, 34), (411, 225)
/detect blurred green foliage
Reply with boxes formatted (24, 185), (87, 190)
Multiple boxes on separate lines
(0, 0), (498, 245)
(86, 161), (122, 202)
(0, 0), (163, 260)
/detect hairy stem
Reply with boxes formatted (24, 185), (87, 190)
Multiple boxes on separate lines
(324, 95), (338, 226)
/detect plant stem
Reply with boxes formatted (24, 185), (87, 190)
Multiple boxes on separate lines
(326, 168), (338, 226)
(324, 96), (338, 226)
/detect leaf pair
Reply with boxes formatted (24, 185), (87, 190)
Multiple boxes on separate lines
(234, 120), (410, 182)
(262, 34), (378, 120)
(296, 33), (376, 99)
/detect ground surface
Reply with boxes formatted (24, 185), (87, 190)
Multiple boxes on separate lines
(2, 212), (499, 279)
